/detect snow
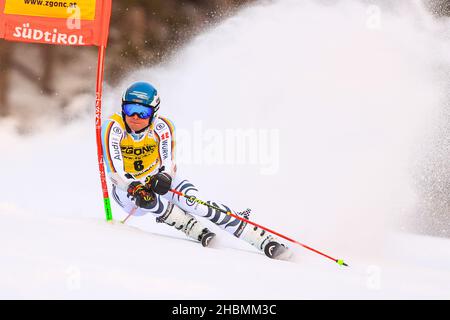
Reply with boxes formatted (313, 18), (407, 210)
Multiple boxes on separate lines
(1, 203), (450, 299)
(1, 0), (450, 299)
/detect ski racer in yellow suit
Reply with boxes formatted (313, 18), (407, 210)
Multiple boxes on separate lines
(102, 82), (290, 259)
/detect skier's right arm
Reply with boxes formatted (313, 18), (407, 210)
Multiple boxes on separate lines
(101, 119), (135, 191)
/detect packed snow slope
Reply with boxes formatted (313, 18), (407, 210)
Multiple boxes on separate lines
(1, 0), (450, 299)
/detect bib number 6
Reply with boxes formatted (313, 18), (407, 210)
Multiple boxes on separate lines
(134, 160), (144, 171)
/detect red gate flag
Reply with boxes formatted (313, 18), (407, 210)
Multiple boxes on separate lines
(0, 0), (111, 47)
(0, 0), (114, 221)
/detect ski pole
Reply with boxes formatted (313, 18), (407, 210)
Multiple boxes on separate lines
(121, 207), (137, 224)
(170, 189), (349, 267)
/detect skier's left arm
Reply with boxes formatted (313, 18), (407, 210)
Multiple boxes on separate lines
(154, 116), (177, 177)
(146, 116), (177, 195)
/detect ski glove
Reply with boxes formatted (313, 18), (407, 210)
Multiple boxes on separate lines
(145, 172), (172, 195)
(127, 181), (155, 209)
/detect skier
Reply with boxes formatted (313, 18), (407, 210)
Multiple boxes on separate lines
(102, 81), (290, 259)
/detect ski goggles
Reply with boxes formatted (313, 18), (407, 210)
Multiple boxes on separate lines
(122, 103), (155, 119)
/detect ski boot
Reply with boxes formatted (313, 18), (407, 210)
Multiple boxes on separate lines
(157, 204), (216, 247)
(240, 224), (292, 260)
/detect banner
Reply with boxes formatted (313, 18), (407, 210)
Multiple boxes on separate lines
(0, 0), (111, 46)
